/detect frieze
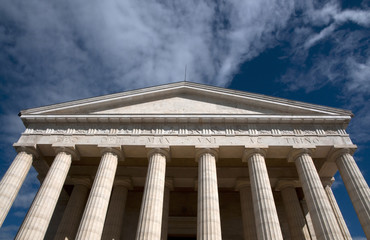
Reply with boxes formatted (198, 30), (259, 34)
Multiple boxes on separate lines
(17, 134), (353, 147)
(23, 123), (347, 137)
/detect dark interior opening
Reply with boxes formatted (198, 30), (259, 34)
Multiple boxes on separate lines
(168, 237), (196, 240)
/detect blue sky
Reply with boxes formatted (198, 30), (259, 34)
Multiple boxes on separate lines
(0, 0), (369, 239)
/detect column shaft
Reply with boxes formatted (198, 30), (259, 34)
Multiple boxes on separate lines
(295, 153), (343, 240)
(76, 151), (119, 240)
(102, 184), (129, 240)
(197, 151), (222, 240)
(323, 182), (352, 239)
(300, 199), (317, 240)
(136, 151), (167, 240)
(54, 183), (89, 240)
(239, 185), (257, 240)
(0, 151), (33, 227)
(336, 153), (370, 238)
(16, 151), (72, 240)
(248, 152), (283, 240)
(280, 186), (311, 240)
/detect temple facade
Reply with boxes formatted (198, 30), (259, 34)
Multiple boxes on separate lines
(0, 82), (369, 240)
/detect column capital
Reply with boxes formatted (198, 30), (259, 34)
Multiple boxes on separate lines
(114, 176), (133, 189)
(327, 145), (357, 162)
(66, 176), (92, 188)
(195, 147), (218, 162)
(54, 146), (80, 161)
(13, 143), (39, 159)
(235, 178), (251, 191)
(98, 145), (124, 161)
(242, 147), (267, 162)
(287, 148), (315, 163)
(275, 179), (300, 191)
(321, 177), (335, 187)
(146, 147), (171, 162)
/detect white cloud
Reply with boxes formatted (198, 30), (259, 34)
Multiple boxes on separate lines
(0, 0), (295, 107)
(279, 1), (370, 143)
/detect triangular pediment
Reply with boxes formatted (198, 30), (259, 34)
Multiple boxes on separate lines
(92, 94), (284, 115)
(21, 82), (352, 119)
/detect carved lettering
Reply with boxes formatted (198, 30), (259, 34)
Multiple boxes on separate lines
(197, 137), (216, 144)
(283, 137), (320, 145)
(147, 137), (170, 144)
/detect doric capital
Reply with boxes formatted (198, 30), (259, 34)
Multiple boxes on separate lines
(287, 147), (315, 163)
(321, 177), (335, 187)
(99, 145), (124, 161)
(54, 146), (80, 161)
(327, 145), (357, 162)
(195, 147), (219, 162)
(13, 143), (39, 159)
(242, 147), (267, 162)
(235, 178), (250, 191)
(146, 147), (171, 162)
(66, 176), (92, 188)
(114, 176), (133, 189)
(275, 179), (300, 191)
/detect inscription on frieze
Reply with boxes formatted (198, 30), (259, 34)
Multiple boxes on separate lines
(17, 134), (354, 147)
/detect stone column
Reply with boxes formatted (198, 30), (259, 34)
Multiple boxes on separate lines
(136, 148), (169, 240)
(321, 177), (352, 239)
(0, 147), (37, 227)
(161, 178), (173, 240)
(235, 179), (257, 240)
(54, 177), (91, 240)
(243, 148), (283, 240)
(300, 199), (317, 240)
(331, 148), (370, 238)
(102, 177), (132, 240)
(196, 148), (222, 240)
(76, 147), (123, 240)
(276, 180), (311, 240)
(16, 147), (77, 240)
(289, 149), (343, 240)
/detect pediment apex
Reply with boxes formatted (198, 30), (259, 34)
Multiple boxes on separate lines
(20, 82), (352, 117)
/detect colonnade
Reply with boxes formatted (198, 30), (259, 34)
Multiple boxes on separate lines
(0, 146), (369, 239)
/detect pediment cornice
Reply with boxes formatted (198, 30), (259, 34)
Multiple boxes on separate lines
(19, 82), (352, 127)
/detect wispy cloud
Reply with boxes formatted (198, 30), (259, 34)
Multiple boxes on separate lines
(0, 0), (294, 111)
(279, 1), (370, 143)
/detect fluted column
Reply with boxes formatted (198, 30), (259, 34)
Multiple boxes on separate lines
(76, 147), (123, 240)
(276, 180), (311, 240)
(235, 179), (257, 240)
(0, 147), (37, 227)
(54, 177), (91, 240)
(300, 199), (317, 239)
(136, 148), (169, 240)
(102, 177), (132, 240)
(161, 178), (173, 240)
(289, 149), (343, 240)
(331, 149), (370, 238)
(321, 178), (352, 239)
(16, 147), (77, 240)
(243, 148), (283, 240)
(196, 148), (222, 240)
